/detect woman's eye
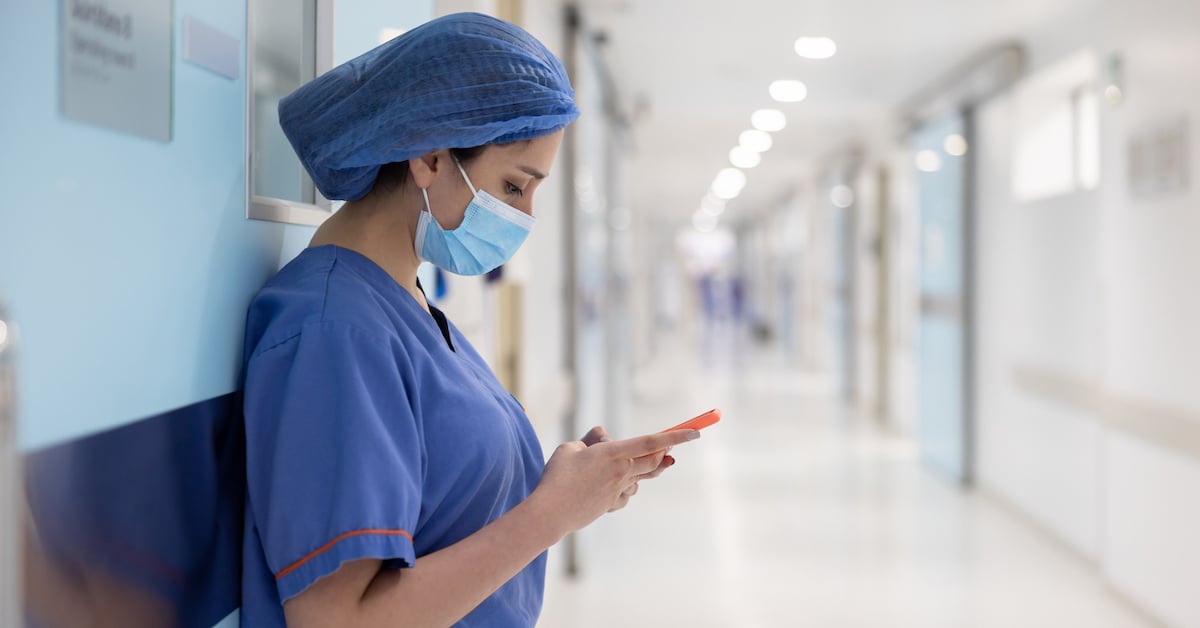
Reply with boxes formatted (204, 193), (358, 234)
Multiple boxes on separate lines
(505, 182), (524, 197)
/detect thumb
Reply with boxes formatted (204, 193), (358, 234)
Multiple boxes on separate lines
(582, 426), (611, 446)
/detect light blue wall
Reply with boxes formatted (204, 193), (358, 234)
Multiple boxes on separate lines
(336, 0), (433, 65)
(0, 0), (305, 450)
(0, 0), (431, 452)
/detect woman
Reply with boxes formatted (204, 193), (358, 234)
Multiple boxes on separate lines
(240, 13), (700, 627)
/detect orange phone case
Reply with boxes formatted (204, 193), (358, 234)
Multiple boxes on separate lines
(661, 408), (721, 433)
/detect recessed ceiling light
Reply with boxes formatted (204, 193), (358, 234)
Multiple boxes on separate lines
(830, 185), (854, 208)
(769, 80), (808, 103)
(738, 129), (773, 153)
(701, 193), (727, 214)
(944, 134), (968, 156)
(729, 146), (762, 169)
(751, 109), (787, 132)
(915, 150), (943, 172)
(711, 168), (747, 200)
(794, 37), (837, 60)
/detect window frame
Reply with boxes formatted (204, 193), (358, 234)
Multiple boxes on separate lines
(244, 0), (336, 226)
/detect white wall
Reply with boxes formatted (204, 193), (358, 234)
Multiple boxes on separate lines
(975, 86), (1106, 558)
(1096, 2), (1200, 625)
(973, 1), (1200, 625)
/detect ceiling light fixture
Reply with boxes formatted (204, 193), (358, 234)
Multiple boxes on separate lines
(701, 193), (727, 214)
(693, 210), (718, 233)
(751, 109), (787, 132)
(729, 146), (762, 169)
(769, 80), (808, 103)
(738, 129), (773, 153)
(915, 150), (943, 173)
(830, 185), (854, 208)
(794, 37), (837, 60)
(943, 134), (968, 157)
(711, 168), (747, 200)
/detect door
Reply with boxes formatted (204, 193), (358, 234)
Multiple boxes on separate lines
(828, 191), (856, 401)
(914, 112), (974, 483)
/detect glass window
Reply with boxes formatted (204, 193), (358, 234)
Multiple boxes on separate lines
(247, 0), (333, 225)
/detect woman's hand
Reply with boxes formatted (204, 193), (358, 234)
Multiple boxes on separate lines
(579, 426), (678, 511)
(531, 428), (700, 539)
(580, 425), (612, 446)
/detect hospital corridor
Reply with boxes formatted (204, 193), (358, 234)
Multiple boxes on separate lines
(2, 0), (1199, 627)
(539, 334), (1156, 628)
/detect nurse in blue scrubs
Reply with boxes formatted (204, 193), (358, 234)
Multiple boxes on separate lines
(240, 13), (701, 628)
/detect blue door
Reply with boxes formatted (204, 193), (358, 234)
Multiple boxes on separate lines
(829, 201), (855, 401)
(915, 113), (972, 483)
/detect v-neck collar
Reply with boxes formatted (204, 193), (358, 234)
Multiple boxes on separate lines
(315, 245), (457, 352)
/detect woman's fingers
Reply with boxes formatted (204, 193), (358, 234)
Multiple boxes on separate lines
(610, 481), (639, 511)
(636, 455), (675, 481)
(552, 429), (693, 519)
(629, 450), (666, 476)
(581, 426), (611, 447)
(609, 430), (699, 458)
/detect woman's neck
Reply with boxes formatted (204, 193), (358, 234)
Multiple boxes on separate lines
(309, 191), (430, 311)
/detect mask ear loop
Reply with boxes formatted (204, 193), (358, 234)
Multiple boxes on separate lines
(452, 154), (478, 195)
(415, 187), (433, 260)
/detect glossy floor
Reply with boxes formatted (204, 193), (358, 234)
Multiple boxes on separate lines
(537, 334), (1156, 628)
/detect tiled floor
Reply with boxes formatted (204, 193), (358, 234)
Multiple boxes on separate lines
(536, 333), (1156, 628)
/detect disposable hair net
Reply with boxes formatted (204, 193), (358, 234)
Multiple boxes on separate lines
(278, 12), (579, 201)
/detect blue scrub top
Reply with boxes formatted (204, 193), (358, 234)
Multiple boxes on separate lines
(241, 245), (547, 627)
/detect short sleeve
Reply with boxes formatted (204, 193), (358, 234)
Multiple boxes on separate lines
(243, 321), (422, 601)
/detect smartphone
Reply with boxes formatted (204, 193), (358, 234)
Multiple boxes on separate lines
(660, 408), (721, 433)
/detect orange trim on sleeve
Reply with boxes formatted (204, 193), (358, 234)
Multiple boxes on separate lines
(276, 529), (414, 580)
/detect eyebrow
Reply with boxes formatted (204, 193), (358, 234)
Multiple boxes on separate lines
(518, 165), (547, 180)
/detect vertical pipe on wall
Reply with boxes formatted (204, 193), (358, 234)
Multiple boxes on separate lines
(847, 181), (859, 404)
(560, 2), (582, 579)
(961, 108), (978, 486)
(876, 166), (892, 423)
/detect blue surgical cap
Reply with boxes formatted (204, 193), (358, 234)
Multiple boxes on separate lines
(278, 12), (579, 201)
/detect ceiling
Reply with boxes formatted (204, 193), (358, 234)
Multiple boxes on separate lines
(576, 0), (1095, 227)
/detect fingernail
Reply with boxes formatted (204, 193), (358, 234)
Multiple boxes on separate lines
(665, 456), (676, 466)
(685, 430), (701, 441)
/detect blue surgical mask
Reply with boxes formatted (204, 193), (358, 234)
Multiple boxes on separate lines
(416, 157), (535, 276)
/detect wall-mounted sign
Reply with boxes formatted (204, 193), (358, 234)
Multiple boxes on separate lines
(1128, 116), (1190, 199)
(61, 0), (173, 142)
(183, 15), (239, 80)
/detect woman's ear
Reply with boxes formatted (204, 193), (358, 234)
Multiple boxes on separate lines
(408, 150), (445, 191)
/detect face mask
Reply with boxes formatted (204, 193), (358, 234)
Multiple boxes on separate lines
(415, 156), (535, 276)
